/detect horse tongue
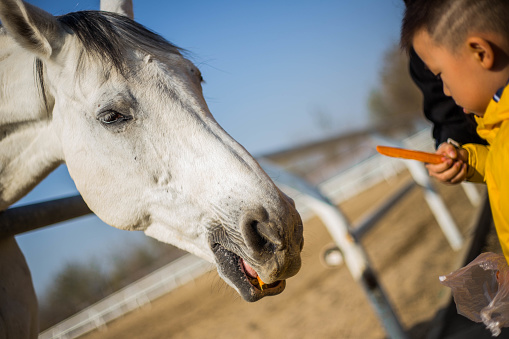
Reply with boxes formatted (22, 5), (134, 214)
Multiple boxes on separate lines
(242, 258), (258, 278)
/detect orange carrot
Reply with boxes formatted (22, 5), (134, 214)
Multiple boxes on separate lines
(257, 276), (267, 291)
(376, 145), (445, 164)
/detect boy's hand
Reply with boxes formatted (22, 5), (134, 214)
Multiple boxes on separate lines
(426, 142), (468, 184)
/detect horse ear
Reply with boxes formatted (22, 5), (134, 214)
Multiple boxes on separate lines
(100, 0), (134, 20)
(0, 0), (64, 59)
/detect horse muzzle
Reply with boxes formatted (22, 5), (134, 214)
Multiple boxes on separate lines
(209, 202), (303, 302)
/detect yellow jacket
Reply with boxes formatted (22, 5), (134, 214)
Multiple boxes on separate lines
(463, 85), (509, 262)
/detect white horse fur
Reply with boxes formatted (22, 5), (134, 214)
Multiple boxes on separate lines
(0, 0), (303, 337)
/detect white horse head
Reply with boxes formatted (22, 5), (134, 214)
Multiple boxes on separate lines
(0, 0), (303, 302)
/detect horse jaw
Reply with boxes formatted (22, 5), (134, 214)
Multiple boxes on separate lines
(144, 223), (215, 263)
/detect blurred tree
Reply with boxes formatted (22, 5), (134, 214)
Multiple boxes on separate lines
(108, 238), (185, 291)
(38, 238), (185, 331)
(368, 43), (423, 125)
(38, 260), (109, 330)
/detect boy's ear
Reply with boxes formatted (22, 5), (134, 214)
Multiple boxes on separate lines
(467, 37), (495, 70)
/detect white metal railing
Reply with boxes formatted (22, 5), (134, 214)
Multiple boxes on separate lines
(40, 128), (454, 339)
(39, 255), (214, 339)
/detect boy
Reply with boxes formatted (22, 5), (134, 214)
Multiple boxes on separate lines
(401, 0), (509, 261)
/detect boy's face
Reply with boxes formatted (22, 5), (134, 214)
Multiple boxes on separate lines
(413, 30), (495, 117)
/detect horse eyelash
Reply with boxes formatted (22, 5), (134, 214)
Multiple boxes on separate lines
(97, 110), (132, 125)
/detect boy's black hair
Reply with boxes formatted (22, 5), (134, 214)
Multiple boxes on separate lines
(401, 0), (509, 53)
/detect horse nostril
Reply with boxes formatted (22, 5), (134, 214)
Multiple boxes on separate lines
(241, 209), (283, 254)
(249, 220), (270, 251)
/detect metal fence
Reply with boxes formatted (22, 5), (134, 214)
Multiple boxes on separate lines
(39, 254), (214, 339)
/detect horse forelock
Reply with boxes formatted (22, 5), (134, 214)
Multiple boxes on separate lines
(57, 11), (184, 77)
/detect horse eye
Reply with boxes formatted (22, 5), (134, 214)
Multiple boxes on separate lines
(98, 110), (129, 124)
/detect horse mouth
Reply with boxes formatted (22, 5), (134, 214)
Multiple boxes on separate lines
(211, 243), (286, 302)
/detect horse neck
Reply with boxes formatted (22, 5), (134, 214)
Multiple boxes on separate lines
(0, 31), (62, 210)
(0, 30), (52, 124)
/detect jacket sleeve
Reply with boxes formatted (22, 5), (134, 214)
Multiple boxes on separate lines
(409, 49), (488, 148)
(462, 143), (489, 183)
(483, 121), (509, 261)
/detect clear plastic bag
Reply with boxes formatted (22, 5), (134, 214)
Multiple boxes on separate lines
(440, 252), (509, 337)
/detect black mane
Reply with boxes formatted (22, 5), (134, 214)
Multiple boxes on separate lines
(34, 11), (182, 112)
(57, 11), (183, 75)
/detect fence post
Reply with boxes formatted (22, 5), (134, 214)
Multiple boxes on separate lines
(404, 160), (463, 251)
(260, 160), (409, 339)
(461, 182), (481, 207)
(372, 135), (464, 251)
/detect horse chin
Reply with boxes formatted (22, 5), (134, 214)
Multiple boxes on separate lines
(211, 243), (286, 302)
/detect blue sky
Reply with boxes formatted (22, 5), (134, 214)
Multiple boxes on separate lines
(16, 0), (406, 297)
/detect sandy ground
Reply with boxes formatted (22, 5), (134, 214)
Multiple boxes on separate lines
(81, 171), (488, 339)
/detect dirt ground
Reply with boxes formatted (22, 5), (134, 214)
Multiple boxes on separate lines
(81, 171), (490, 339)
